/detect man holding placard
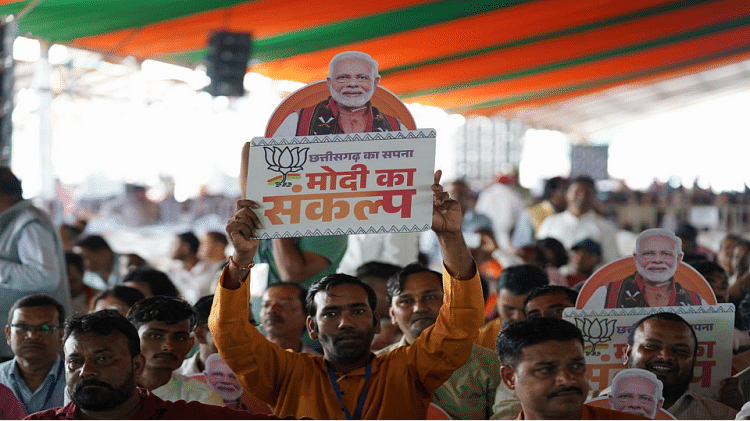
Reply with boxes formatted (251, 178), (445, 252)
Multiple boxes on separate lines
(210, 170), (484, 419)
(623, 312), (736, 419)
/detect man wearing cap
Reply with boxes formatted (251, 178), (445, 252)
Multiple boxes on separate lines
(561, 238), (603, 287)
(584, 229), (706, 309)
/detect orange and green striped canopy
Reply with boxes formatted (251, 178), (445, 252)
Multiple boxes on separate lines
(2, 0), (749, 118)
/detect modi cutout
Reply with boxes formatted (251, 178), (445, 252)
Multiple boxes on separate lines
(272, 51), (407, 137)
(584, 228), (707, 308)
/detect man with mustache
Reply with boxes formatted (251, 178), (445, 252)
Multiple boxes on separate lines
(26, 310), (279, 419)
(375, 262), (500, 419)
(0, 295), (66, 414)
(607, 368), (664, 419)
(211, 170), (484, 419)
(622, 312), (736, 419)
(497, 317), (643, 419)
(260, 282), (320, 355)
(126, 296), (223, 405)
(584, 228), (705, 309)
(273, 51), (405, 138)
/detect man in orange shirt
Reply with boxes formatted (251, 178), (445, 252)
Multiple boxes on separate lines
(210, 171), (484, 419)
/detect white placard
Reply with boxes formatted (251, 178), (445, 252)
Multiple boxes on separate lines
(563, 304), (734, 397)
(245, 129), (436, 238)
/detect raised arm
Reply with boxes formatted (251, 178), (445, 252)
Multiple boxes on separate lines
(270, 238), (330, 284)
(432, 170), (476, 279)
(223, 199), (263, 290)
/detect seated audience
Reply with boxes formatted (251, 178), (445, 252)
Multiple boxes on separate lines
(536, 237), (568, 286)
(58, 223), (84, 252)
(355, 261), (403, 350)
(166, 231), (223, 304)
(90, 285), (146, 316)
(675, 223), (713, 263)
(561, 238), (603, 287)
(200, 231), (229, 265)
(524, 284), (578, 319)
(74, 234), (121, 290)
(65, 252), (98, 316)
(690, 260), (729, 303)
(476, 264), (549, 350)
(536, 175), (621, 265)
(0, 295), (66, 414)
(122, 268), (179, 298)
(126, 297), (223, 405)
(209, 171), (484, 419)
(515, 243), (548, 269)
(377, 262), (500, 419)
(491, 284), (578, 419)
(496, 317), (642, 419)
(511, 176), (568, 249)
(260, 282), (320, 355)
(716, 234), (741, 277)
(176, 295), (216, 376)
(25, 310), (280, 419)
(729, 240), (750, 304)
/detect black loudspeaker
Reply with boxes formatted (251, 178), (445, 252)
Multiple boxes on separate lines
(205, 31), (252, 97)
(0, 16), (16, 163)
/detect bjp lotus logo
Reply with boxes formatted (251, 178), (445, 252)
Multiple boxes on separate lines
(264, 146), (308, 187)
(575, 318), (616, 356)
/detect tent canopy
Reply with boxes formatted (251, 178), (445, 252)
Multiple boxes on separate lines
(2, 0), (749, 136)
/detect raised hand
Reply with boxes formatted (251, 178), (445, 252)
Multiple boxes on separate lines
(224, 200), (263, 287)
(431, 170), (462, 234)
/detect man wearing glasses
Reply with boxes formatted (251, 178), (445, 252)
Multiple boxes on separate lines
(0, 294), (66, 414)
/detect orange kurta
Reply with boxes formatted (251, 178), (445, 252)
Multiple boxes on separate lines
(209, 265), (484, 420)
(475, 317), (503, 351)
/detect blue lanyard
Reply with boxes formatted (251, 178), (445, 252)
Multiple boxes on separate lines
(327, 362), (371, 420)
(13, 360), (62, 414)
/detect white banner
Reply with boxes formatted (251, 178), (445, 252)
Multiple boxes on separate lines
(245, 129), (436, 238)
(563, 304), (734, 397)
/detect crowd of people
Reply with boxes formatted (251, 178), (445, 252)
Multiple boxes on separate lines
(2, 51), (750, 420)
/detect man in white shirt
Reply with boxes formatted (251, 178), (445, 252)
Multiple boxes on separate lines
(166, 232), (222, 304)
(127, 297), (222, 406)
(537, 176), (621, 265)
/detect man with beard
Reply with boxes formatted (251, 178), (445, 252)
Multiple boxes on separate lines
(273, 51), (405, 138)
(497, 317), (642, 419)
(210, 170), (484, 419)
(375, 262), (499, 419)
(26, 310), (279, 419)
(126, 296), (223, 405)
(584, 229), (705, 309)
(622, 312), (736, 419)
(260, 282), (320, 355)
(0, 295), (66, 414)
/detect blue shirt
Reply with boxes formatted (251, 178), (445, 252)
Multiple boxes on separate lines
(0, 355), (65, 415)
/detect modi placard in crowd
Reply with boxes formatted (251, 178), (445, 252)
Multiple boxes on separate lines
(243, 130), (436, 239)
